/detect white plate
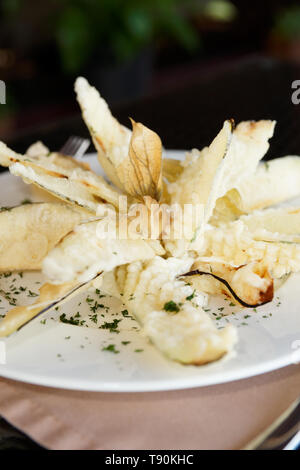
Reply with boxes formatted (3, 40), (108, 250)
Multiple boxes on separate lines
(0, 152), (300, 392)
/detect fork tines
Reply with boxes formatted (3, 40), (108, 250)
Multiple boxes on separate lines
(59, 136), (90, 159)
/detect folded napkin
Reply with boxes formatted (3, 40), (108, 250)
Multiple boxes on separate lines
(0, 365), (299, 450)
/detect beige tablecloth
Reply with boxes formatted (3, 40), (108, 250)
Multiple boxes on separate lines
(0, 365), (299, 450)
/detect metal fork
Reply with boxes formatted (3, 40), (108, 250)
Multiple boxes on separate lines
(59, 136), (90, 159)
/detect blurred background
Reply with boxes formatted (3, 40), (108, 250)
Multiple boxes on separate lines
(1, 0), (300, 155)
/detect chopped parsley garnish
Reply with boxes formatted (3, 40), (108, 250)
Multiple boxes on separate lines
(163, 300), (180, 313)
(0, 289), (17, 306)
(102, 344), (119, 354)
(186, 290), (196, 301)
(59, 313), (85, 326)
(27, 290), (38, 297)
(121, 309), (132, 318)
(95, 289), (106, 298)
(121, 341), (131, 345)
(89, 313), (98, 324)
(90, 301), (103, 313)
(99, 319), (122, 333)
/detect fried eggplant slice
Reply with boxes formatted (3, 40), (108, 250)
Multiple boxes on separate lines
(212, 156), (300, 226)
(102, 257), (237, 365)
(42, 219), (165, 283)
(181, 260), (274, 308)
(75, 76), (131, 189)
(234, 156), (300, 212)
(0, 141), (122, 213)
(199, 220), (300, 279)
(26, 140), (91, 171)
(0, 274), (102, 337)
(240, 207), (300, 241)
(76, 78), (163, 202)
(210, 189), (244, 225)
(165, 120), (275, 255)
(0, 203), (84, 271)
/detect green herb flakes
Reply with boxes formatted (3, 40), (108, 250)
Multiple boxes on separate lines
(163, 300), (180, 313)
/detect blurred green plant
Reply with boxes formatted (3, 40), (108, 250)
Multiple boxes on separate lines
(274, 5), (300, 39)
(203, 0), (237, 22)
(54, 0), (202, 73)
(1, 0), (239, 75)
(1, 0), (22, 17)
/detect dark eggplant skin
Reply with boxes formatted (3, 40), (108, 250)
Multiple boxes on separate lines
(180, 269), (273, 308)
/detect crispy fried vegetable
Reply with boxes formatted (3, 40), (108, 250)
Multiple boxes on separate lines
(42, 220), (165, 283)
(11, 160), (121, 212)
(0, 274), (102, 337)
(26, 140), (91, 171)
(0, 203), (84, 271)
(76, 79), (163, 201)
(75, 76), (131, 189)
(0, 141), (21, 167)
(102, 257), (237, 365)
(235, 156), (300, 212)
(240, 207), (300, 241)
(0, 141), (122, 213)
(199, 220), (300, 279)
(210, 189), (244, 225)
(181, 261), (274, 308)
(165, 120), (275, 255)
(211, 156), (300, 225)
